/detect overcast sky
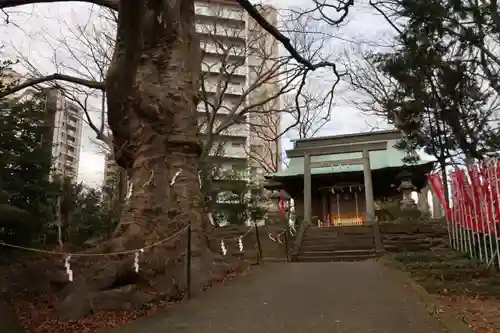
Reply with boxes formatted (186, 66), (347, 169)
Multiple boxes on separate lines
(0, 0), (394, 187)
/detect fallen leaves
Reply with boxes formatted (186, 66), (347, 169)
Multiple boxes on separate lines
(393, 250), (500, 333)
(10, 266), (251, 333)
(436, 295), (500, 333)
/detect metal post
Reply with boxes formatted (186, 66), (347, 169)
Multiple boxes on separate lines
(254, 222), (263, 264)
(321, 191), (328, 226)
(186, 224), (191, 299)
(284, 229), (289, 262)
(304, 154), (312, 224)
(490, 159), (500, 268)
(362, 150), (375, 222)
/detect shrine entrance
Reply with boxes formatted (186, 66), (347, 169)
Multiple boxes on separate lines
(319, 184), (365, 226)
(263, 130), (436, 229)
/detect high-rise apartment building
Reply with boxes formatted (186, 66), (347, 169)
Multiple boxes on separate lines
(195, 0), (281, 182)
(103, 153), (117, 191)
(2, 70), (83, 181)
(103, 1), (281, 197)
(44, 88), (83, 181)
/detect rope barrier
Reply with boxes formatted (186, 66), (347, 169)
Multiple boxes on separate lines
(267, 224), (296, 244)
(201, 225), (255, 241)
(0, 224), (190, 257)
(0, 167), (190, 258)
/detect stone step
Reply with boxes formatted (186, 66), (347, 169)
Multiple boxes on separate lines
(299, 249), (375, 257)
(382, 241), (439, 249)
(304, 232), (375, 239)
(379, 226), (448, 234)
(308, 225), (374, 230)
(300, 243), (376, 252)
(382, 238), (436, 244)
(300, 242), (376, 251)
(383, 231), (447, 236)
(307, 226), (374, 234)
(296, 253), (377, 262)
(302, 236), (375, 245)
(384, 245), (433, 252)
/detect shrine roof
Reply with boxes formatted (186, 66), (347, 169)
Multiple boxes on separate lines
(267, 138), (434, 179)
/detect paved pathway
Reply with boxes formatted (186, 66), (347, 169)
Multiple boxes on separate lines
(109, 261), (447, 333)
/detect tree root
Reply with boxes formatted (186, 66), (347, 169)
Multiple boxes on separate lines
(5, 225), (244, 321)
(53, 248), (243, 320)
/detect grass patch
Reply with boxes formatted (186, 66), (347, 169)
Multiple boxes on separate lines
(390, 249), (500, 298)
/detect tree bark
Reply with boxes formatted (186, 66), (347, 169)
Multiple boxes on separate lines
(105, 0), (203, 249)
(56, 1), (241, 319)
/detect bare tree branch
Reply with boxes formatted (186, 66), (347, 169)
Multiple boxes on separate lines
(0, 72), (104, 97)
(237, 0), (344, 71)
(0, 0), (118, 10)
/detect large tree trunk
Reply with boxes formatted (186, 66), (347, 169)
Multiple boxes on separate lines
(106, 0), (203, 246)
(54, 1), (241, 320)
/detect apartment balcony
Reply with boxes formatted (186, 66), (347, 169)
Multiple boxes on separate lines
(65, 149), (77, 159)
(199, 120), (248, 138)
(247, 54), (265, 67)
(195, 4), (245, 23)
(201, 61), (246, 77)
(220, 123), (249, 137)
(203, 81), (245, 96)
(65, 139), (76, 147)
(201, 42), (246, 59)
(197, 96), (245, 115)
(65, 170), (76, 178)
(196, 23), (245, 41)
(209, 141), (248, 159)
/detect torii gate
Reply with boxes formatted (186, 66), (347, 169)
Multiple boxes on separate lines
(286, 140), (389, 225)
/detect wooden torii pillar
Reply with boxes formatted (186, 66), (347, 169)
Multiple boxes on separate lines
(287, 141), (388, 225)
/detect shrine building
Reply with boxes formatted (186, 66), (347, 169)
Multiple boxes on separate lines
(264, 130), (434, 226)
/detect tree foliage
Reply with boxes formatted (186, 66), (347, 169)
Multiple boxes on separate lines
(0, 62), (115, 250)
(0, 61), (55, 245)
(348, 0), (500, 162)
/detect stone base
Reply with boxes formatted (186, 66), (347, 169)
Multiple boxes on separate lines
(400, 199), (418, 211)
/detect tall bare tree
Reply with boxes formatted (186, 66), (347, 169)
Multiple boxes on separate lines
(0, 0), (350, 319)
(286, 86), (332, 140)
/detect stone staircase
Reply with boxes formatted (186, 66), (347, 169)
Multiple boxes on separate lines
(380, 219), (449, 253)
(296, 225), (378, 262)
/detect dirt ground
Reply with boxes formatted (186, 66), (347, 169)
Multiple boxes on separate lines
(436, 296), (500, 333)
(0, 259), (251, 333)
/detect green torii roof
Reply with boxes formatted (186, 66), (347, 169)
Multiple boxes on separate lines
(268, 138), (434, 179)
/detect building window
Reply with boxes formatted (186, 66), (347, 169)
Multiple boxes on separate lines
(250, 144), (262, 153)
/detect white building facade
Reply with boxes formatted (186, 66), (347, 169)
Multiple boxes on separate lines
(2, 70), (83, 181)
(103, 0), (281, 206)
(45, 89), (83, 181)
(195, 0), (281, 182)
